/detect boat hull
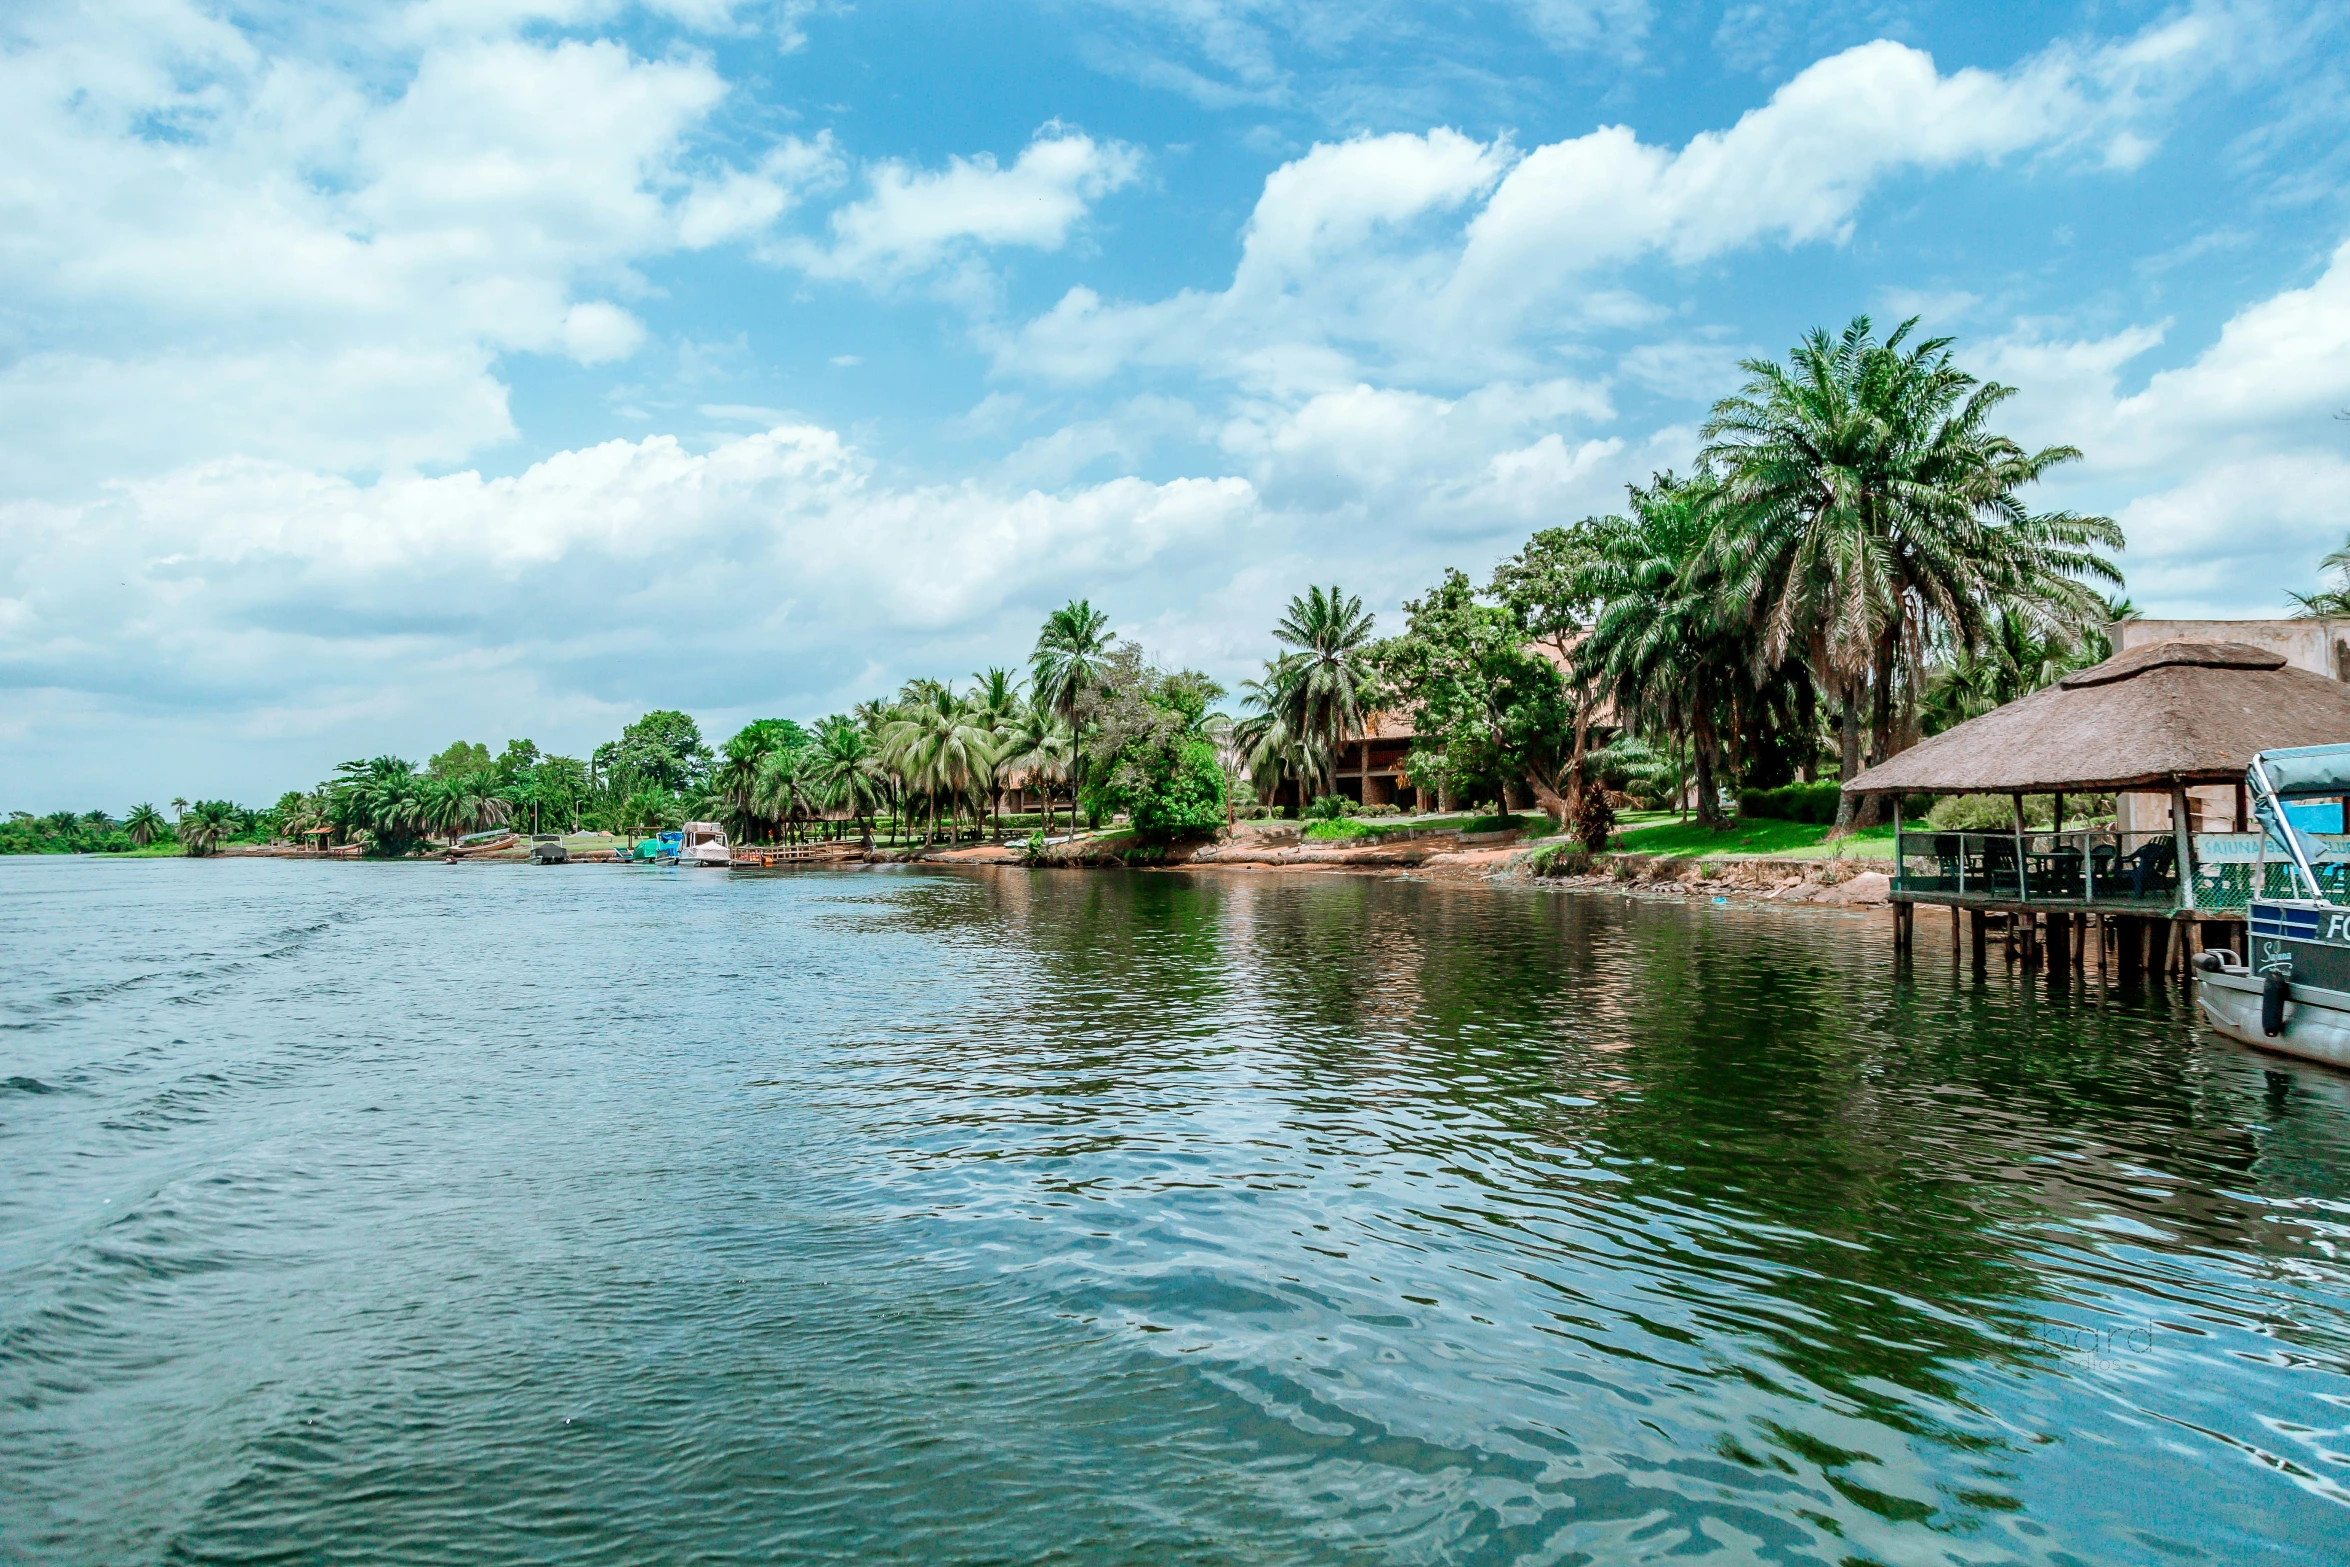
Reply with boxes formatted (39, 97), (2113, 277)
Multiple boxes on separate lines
(2197, 969), (2350, 1070)
(681, 846), (729, 867)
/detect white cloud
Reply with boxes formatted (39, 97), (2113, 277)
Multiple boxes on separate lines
(799, 129), (1145, 278)
(1982, 239), (2350, 615)
(999, 21), (2227, 391)
(561, 302), (650, 364)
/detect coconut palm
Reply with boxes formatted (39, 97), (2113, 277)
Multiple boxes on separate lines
(970, 667), (1025, 833)
(804, 715), (887, 849)
(1233, 658), (1319, 813)
(880, 683), (999, 844)
(124, 803), (167, 847)
(752, 746), (812, 842)
(1271, 585), (1377, 798)
(996, 701), (1075, 835)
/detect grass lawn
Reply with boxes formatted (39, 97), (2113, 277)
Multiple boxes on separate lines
(1609, 816), (1897, 860)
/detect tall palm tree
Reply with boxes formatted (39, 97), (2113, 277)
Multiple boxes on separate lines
(880, 684), (998, 844)
(970, 667), (1023, 833)
(803, 715), (887, 849)
(1579, 474), (1751, 829)
(1704, 315), (2121, 832)
(124, 803), (166, 847)
(170, 797), (188, 823)
(1271, 585), (1377, 799)
(1030, 600), (1116, 813)
(1234, 658), (1317, 813)
(753, 747), (811, 841)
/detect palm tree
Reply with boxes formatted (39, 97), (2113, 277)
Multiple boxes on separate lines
(1030, 600), (1116, 814)
(996, 701), (1075, 835)
(1580, 474), (1751, 830)
(1271, 585), (1377, 799)
(1233, 658), (1317, 814)
(178, 800), (237, 857)
(170, 797), (187, 824)
(753, 747), (811, 842)
(970, 667), (1024, 834)
(803, 715), (887, 849)
(880, 684), (998, 844)
(1704, 315), (2122, 832)
(124, 803), (166, 847)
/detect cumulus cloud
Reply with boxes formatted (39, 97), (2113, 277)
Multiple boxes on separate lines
(0, 423), (1257, 798)
(999, 19), (2226, 391)
(1983, 239), (2350, 616)
(797, 129), (1145, 278)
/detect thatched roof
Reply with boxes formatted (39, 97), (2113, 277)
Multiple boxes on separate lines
(1845, 639), (2350, 795)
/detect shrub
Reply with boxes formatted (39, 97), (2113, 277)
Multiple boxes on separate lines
(1304, 818), (1375, 841)
(1361, 802), (1401, 817)
(1575, 788), (1616, 851)
(1305, 794), (1357, 821)
(1531, 843), (1592, 877)
(1737, 781), (1842, 824)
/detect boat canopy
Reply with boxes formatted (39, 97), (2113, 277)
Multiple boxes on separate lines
(2256, 743), (2350, 799)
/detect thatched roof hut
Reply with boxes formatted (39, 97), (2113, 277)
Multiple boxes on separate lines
(1845, 639), (2350, 796)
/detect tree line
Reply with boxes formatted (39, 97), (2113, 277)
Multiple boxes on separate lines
(8, 314), (2141, 855)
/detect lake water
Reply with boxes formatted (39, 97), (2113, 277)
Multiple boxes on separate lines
(4, 857), (2349, 1564)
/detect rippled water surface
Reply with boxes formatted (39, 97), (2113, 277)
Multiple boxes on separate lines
(6, 857), (2350, 1564)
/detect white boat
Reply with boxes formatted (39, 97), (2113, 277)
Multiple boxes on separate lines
(2195, 743), (2350, 1070)
(678, 821), (731, 868)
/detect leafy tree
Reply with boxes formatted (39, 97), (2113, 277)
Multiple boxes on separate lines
(995, 699), (1074, 836)
(1377, 569), (1577, 824)
(611, 710), (709, 794)
(428, 740), (493, 780)
(881, 683), (998, 843)
(1489, 527), (1611, 815)
(1076, 646), (1228, 838)
(1031, 600), (1117, 809)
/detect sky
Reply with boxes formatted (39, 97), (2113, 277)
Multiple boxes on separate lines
(4, 0), (2349, 808)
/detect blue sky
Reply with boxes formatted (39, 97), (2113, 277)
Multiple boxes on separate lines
(5, 0), (2349, 806)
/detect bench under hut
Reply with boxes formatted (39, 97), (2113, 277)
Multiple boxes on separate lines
(1843, 639), (2350, 976)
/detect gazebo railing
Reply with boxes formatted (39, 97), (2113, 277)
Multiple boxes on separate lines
(1894, 829), (2183, 908)
(1896, 828), (2350, 913)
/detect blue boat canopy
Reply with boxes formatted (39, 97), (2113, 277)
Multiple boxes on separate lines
(2256, 743), (2350, 799)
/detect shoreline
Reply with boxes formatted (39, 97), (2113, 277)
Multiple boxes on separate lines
(160, 829), (1901, 911)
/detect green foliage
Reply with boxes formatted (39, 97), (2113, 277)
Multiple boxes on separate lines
(428, 740), (493, 779)
(1305, 794), (1355, 821)
(1302, 817), (1374, 841)
(1076, 647), (1229, 839)
(1377, 567), (1572, 815)
(1739, 782), (1844, 824)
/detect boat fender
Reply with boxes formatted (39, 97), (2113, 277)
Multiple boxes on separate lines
(2193, 950), (2224, 974)
(2262, 972), (2290, 1038)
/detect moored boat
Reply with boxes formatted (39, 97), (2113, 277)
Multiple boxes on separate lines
(529, 834), (567, 865)
(2195, 743), (2350, 1069)
(679, 821), (730, 867)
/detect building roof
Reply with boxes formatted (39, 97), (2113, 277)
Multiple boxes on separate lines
(1845, 639), (2350, 795)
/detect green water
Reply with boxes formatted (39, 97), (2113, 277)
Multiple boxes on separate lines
(3, 857), (2347, 1563)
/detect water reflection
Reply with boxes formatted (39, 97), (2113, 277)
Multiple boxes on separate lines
(2, 858), (2346, 1564)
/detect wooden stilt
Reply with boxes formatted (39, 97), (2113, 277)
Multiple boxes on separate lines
(2047, 911), (2070, 972)
(1951, 903), (1962, 959)
(1971, 909), (1987, 972)
(2148, 918), (2173, 976)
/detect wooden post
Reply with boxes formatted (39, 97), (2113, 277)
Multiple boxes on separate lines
(2096, 913), (2108, 979)
(1951, 902), (1962, 958)
(2048, 910), (2070, 972)
(1971, 908), (1988, 971)
(2171, 781), (2197, 914)
(2117, 916), (2140, 975)
(2012, 793), (2029, 903)
(2148, 918), (2173, 975)
(2235, 782), (2248, 833)
(2074, 913), (2088, 972)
